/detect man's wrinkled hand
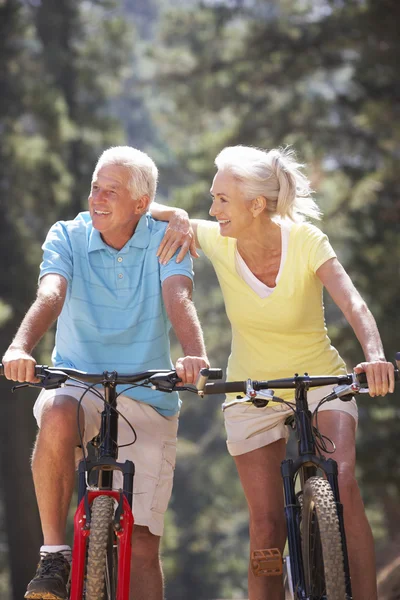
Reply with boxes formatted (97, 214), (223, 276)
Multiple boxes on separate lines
(175, 356), (210, 386)
(2, 348), (39, 383)
(156, 210), (199, 264)
(354, 360), (395, 397)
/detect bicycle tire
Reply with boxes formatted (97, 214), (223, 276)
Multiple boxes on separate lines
(85, 495), (116, 600)
(105, 520), (118, 599)
(301, 476), (346, 600)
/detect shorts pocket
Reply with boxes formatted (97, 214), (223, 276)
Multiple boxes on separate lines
(151, 440), (176, 514)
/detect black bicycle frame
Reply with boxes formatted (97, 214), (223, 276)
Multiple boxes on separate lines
(281, 379), (352, 599)
(77, 377), (135, 510)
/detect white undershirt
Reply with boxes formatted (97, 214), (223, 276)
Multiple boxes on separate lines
(235, 220), (291, 298)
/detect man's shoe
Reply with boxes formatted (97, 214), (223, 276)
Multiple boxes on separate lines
(24, 552), (70, 600)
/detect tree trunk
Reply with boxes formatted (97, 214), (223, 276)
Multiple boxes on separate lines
(0, 367), (41, 599)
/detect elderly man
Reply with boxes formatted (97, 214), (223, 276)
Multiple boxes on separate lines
(2, 146), (209, 600)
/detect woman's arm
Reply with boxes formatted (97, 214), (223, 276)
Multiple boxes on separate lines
(317, 257), (395, 396)
(150, 202), (202, 263)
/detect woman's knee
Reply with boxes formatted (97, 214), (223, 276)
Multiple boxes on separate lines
(337, 463), (362, 509)
(249, 510), (286, 548)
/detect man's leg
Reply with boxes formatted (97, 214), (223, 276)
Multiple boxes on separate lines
(234, 439), (287, 600)
(318, 410), (377, 600)
(116, 399), (179, 600)
(32, 395), (83, 544)
(130, 525), (163, 600)
(25, 395), (84, 599)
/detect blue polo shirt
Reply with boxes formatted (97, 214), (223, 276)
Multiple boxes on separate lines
(39, 211), (194, 415)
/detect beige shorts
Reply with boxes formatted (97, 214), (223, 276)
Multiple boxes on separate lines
(224, 385), (358, 456)
(33, 384), (179, 536)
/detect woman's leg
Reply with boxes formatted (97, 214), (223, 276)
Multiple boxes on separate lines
(234, 438), (287, 600)
(317, 410), (377, 600)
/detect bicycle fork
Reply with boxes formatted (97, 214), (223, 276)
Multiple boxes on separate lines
(70, 378), (136, 599)
(282, 457), (352, 599)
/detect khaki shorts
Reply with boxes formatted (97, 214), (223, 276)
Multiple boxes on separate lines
(33, 384), (179, 536)
(225, 385), (358, 457)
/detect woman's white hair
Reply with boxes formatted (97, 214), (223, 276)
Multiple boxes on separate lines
(215, 145), (321, 222)
(93, 146), (158, 202)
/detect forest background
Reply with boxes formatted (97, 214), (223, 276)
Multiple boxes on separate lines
(0, 0), (399, 598)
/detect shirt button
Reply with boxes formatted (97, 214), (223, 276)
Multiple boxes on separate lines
(117, 256), (123, 263)
(118, 273), (123, 279)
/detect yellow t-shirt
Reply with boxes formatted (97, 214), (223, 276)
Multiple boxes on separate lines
(197, 220), (346, 403)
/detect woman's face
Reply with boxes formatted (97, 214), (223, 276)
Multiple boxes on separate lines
(209, 170), (254, 238)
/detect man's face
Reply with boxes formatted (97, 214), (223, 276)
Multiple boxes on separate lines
(88, 164), (146, 249)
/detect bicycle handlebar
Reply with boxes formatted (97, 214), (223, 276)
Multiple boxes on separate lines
(0, 364), (223, 392)
(203, 363), (400, 396)
(202, 374), (361, 395)
(1, 356), (399, 397)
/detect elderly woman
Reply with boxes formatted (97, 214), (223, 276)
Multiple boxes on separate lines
(152, 145), (394, 600)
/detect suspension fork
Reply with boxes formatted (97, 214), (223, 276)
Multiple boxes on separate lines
(98, 379), (119, 489)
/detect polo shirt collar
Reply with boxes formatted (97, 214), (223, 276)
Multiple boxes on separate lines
(88, 213), (151, 253)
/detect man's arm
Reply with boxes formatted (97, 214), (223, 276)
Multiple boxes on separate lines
(162, 275), (209, 384)
(2, 274), (68, 382)
(151, 202), (202, 263)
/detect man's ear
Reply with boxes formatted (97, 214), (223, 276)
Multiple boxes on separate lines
(251, 195), (266, 217)
(134, 194), (151, 214)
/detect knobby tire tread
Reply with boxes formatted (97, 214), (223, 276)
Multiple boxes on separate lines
(301, 476), (347, 600)
(85, 495), (115, 600)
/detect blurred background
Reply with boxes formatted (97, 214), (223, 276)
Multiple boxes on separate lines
(0, 0), (399, 598)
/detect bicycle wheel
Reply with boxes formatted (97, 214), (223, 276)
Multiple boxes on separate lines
(85, 495), (117, 600)
(301, 476), (346, 600)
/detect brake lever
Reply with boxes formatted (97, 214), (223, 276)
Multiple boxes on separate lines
(11, 383), (35, 392)
(12, 371), (69, 392)
(149, 371), (182, 392)
(350, 372), (370, 394)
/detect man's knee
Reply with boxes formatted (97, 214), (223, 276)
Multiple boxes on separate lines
(131, 525), (161, 565)
(35, 395), (84, 451)
(40, 395), (83, 431)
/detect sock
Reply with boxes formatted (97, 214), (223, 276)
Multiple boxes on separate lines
(40, 545), (72, 562)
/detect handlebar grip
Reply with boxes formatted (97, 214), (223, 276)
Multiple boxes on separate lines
(0, 364), (3, 376)
(200, 368), (223, 380)
(396, 352), (400, 371)
(355, 372), (367, 385)
(204, 381), (247, 395)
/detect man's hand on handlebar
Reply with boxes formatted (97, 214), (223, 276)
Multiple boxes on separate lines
(2, 348), (40, 383)
(354, 359), (395, 397)
(175, 356), (210, 386)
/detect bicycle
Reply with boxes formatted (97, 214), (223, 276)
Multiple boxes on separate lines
(0, 364), (221, 600)
(201, 355), (400, 600)
(2, 360), (398, 599)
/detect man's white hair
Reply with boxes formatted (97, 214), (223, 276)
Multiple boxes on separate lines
(93, 146), (158, 202)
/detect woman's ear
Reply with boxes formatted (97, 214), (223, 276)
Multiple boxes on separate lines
(251, 195), (266, 217)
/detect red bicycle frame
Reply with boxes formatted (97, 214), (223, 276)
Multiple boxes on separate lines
(69, 490), (134, 600)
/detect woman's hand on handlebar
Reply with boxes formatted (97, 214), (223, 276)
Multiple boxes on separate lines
(1, 348), (39, 383)
(175, 355), (210, 386)
(354, 359), (395, 397)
